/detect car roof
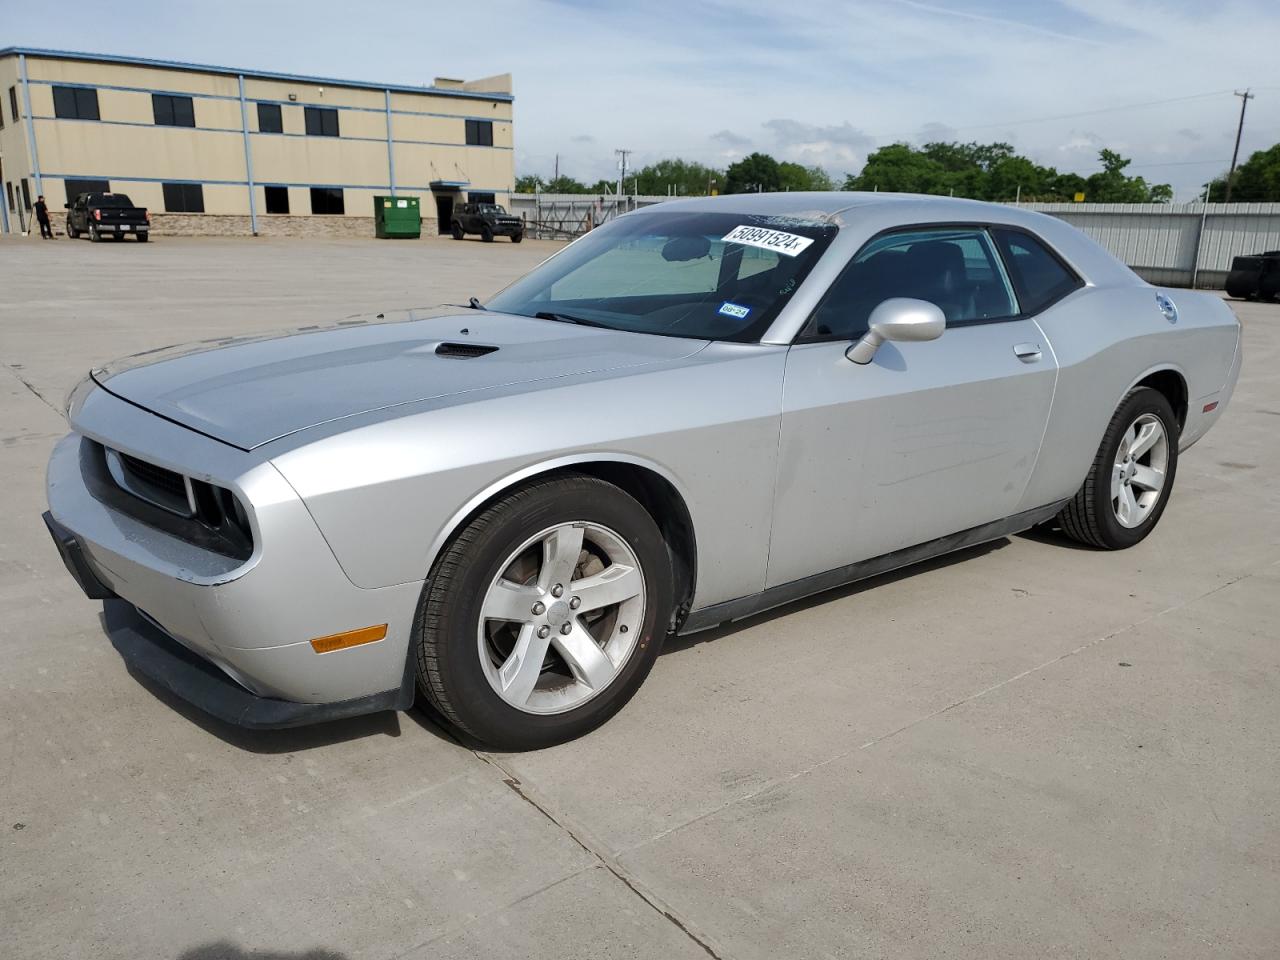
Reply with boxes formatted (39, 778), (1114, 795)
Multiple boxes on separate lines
(633, 190), (1050, 227)
(629, 191), (1141, 287)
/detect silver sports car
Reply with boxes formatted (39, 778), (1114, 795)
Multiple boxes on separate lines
(43, 193), (1241, 748)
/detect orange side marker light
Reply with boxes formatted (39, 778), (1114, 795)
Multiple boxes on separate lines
(1203, 401), (1219, 413)
(310, 623), (388, 654)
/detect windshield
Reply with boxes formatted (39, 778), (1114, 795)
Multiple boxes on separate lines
(487, 211), (837, 342)
(90, 194), (135, 208)
(478, 204), (508, 215)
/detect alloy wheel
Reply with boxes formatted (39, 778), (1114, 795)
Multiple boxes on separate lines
(1111, 413), (1169, 528)
(476, 522), (645, 715)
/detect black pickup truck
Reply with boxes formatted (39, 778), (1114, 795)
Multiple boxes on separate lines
(1225, 251), (1280, 301)
(65, 192), (151, 242)
(451, 202), (523, 243)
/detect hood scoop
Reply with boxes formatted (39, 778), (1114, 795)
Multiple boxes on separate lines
(435, 341), (499, 359)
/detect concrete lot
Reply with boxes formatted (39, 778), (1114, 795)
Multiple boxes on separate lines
(2, 234), (1277, 960)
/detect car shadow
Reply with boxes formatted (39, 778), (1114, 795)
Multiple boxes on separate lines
(1016, 521), (1104, 551)
(663, 536), (1010, 654)
(177, 943), (349, 960)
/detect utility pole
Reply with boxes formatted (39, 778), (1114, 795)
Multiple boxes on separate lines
(1224, 89), (1254, 204)
(614, 148), (632, 215)
(553, 153), (559, 183)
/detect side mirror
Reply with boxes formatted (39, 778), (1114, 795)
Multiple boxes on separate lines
(846, 298), (946, 364)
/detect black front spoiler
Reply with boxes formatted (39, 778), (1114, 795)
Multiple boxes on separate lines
(43, 511), (412, 729)
(100, 601), (412, 729)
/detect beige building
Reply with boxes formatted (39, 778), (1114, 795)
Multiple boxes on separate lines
(0, 47), (514, 236)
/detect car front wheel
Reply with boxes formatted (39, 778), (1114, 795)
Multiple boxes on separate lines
(89, 224), (100, 242)
(1057, 386), (1179, 549)
(416, 474), (672, 749)
(66, 220), (78, 239)
(511, 231), (523, 243)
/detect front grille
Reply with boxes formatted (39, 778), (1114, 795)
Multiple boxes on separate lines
(119, 453), (186, 501)
(84, 440), (254, 560)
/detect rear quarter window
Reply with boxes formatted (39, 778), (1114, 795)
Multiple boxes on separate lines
(992, 228), (1082, 315)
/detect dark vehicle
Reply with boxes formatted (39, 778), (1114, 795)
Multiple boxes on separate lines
(1225, 251), (1280, 301)
(451, 202), (523, 243)
(66, 193), (151, 242)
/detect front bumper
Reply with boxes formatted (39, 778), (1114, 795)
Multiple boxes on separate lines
(45, 389), (424, 725)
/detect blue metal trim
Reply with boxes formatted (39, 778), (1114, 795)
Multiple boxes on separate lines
(384, 89), (396, 198)
(32, 115), (244, 134)
(0, 47), (513, 103)
(40, 171), (510, 194)
(33, 113), (514, 150)
(25, 78), (510, 122)
(237, 75), (257, 235)
(18, 54), (43, 198)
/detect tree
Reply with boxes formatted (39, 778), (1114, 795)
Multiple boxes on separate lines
(631, 158), (724, 196)
(1206, 143), (1280, 202)
(724, 152), (783, 193)
(777, 161), (834, 191)
(543, 175), (590, 194)
(514, 174), (545, 192)
(844, 141), (1171, 202)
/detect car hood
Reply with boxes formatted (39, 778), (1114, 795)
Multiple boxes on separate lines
(92, 308), (708, 450)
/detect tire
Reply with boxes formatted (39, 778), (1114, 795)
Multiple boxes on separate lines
(1057, 386), (1179, 549)
(451, 222), (464, 240)
(511, 231), (523, 243)
(136, 233), (149, 242)
(89, 224), (100, 243)
(480, 225), (494, 243)
(66, 221), (77, 239)
(416, 473), (673, 749)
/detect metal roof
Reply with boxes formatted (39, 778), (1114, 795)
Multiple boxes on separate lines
(0, 46), (513, 103)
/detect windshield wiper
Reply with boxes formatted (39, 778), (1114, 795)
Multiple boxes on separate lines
(534, 311), (612, 329)
(468, 296), (486, 311)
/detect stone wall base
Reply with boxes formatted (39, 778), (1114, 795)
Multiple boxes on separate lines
(149, 214), (448, 239)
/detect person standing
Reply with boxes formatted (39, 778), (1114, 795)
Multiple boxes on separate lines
(34, 195), (53, 239)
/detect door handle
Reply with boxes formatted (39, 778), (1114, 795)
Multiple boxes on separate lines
(1013, 343), (1042, 363)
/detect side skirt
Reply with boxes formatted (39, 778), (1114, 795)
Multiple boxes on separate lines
(678, 500), (1068, 635)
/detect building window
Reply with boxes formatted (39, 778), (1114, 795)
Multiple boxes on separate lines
(162, 182), (205, 213)
(52, 86), (100, 121)
(304, 106), (339, 137)
(6, 182), (14, 212)
(257, 102), (282, 134)
(465, 119), (494, 146)
(309, 187), (344, 215)
(21, 179), (32, 210)
(153, 94), (196, 127)
(264, 185), (290, 214)
(8, 86), (18, 123)
(468, 192), (496, 205)
(64, 179), (111, 203)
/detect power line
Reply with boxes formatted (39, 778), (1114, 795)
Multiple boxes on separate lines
(870, 88), (1238, 142)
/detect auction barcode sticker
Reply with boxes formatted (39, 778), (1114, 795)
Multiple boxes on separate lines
(721, 225), (814, 257)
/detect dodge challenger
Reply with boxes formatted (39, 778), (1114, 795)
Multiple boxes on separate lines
(43, 193), (1241, 748)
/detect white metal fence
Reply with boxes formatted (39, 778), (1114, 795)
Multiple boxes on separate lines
(509, 194), (1280, 289)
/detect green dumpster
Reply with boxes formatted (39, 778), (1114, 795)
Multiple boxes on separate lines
(373, 195), (421, 239)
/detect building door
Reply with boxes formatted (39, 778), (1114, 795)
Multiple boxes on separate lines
(435, 194), (454, 235)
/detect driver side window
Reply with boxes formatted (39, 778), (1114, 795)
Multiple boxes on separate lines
(800, 227), (1018, 342)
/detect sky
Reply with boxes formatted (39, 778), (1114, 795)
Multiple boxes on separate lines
(2, 0), (1277, 201)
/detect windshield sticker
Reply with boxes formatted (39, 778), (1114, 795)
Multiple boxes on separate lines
(722, 225), (814, 257)
(718, 302), (751, 320)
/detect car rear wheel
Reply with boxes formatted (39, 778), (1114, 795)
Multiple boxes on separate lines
(136, 233), (149, 242)
(451, 222), (464, 240)
(481, 225), (494, 243)
(415, 474), (672, 749)
(1057, 386), (1179, 549)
